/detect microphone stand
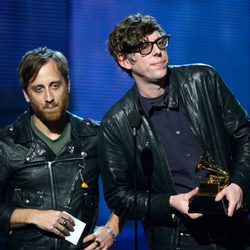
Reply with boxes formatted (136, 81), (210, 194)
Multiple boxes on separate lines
(141, 146), (154, 249)
(128, 109), (141, 250)
(132, 127), (138, 250)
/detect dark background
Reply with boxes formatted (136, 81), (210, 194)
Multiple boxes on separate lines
(0, 1), (249, 249)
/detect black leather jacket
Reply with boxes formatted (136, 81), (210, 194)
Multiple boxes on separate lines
(100, 64), (250, 249)
(0, 110), (99, 250)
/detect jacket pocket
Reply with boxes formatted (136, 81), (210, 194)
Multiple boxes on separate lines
(11, 188), (44, 209)
(7, 226), (43, 249)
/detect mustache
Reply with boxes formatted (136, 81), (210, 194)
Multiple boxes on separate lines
(44, 103), (58, 108)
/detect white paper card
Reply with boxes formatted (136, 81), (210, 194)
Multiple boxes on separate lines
(63, 211), (86, 246)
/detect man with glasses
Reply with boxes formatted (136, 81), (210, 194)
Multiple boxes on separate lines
(99, 13), (250, 249)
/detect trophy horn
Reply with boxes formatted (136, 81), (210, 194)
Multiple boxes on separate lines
(196, 151), (230, 190)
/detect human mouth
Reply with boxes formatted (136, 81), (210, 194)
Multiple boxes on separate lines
(44, 105), (58, 112)
(151, 60), (166, 67)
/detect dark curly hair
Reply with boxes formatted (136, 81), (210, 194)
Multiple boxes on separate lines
(107, 13), (166, 75)
(18, 47), (69, 90)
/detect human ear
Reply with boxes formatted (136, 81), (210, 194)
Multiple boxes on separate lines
(117, 53), (132, 70)
(22, 89), (30, 103)
(67, 80), (71, 94)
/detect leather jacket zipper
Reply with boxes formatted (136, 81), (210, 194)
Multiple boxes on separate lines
(47, 152), (87, 249)
(47, 161), (58, 249)
(64, 152), (88, 210)
(48, 161), (56, 208)
(47, 152), (88, 209)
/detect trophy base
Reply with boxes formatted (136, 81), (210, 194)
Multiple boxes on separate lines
(188, 194), (228, 214)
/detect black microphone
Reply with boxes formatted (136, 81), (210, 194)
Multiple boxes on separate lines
(128, 109), (141, 250)
(128, 109), (141, 136)
(141, 146), (154, 180)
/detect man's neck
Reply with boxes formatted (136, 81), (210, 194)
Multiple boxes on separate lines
(135, 75), (169, 98)
(32, 115), (68, 140)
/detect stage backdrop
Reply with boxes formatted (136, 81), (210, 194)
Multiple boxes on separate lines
(0, 1), (249, 249)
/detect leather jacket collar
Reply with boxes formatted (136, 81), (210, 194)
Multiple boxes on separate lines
(11, 109), (97, 144)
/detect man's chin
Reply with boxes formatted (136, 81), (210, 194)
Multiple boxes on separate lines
(40, 113), (64, 124)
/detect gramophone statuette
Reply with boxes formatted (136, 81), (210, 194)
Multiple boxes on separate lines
(188, 152), (230, 214)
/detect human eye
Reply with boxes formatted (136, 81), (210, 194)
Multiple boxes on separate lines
(51, 82), (60, 89)
(33, 85), (43, 93)
(157, 37), (167, 48)
(139, 42), (151, 53)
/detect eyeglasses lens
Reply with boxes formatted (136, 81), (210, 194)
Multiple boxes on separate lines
(139, 36), (169, 55)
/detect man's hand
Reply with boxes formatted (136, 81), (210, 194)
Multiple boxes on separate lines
(83, 226), (114, 250)
(215, 183), (243, 217)
(169, 187), (203, 219)
(10, 209), (75, 238)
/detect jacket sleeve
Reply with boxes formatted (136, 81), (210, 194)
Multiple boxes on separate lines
(211, 67), (250, 195)
(0, 144), (16, 233)
(99, 115), (173, 224)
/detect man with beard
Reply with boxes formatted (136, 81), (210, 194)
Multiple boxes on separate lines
(0, 47), (120, 250)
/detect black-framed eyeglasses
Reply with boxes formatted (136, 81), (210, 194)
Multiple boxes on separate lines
(123, 35), (170, 56)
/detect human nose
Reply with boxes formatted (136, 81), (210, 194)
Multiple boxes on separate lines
(44, 89), (54, 102)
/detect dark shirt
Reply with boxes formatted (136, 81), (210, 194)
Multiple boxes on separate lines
(139, 89), (206, 194)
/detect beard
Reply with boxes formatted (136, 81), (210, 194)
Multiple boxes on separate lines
(31, 94), (69, 126)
